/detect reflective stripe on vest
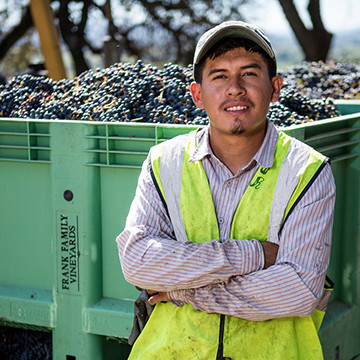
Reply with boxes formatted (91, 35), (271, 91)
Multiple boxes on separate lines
(129, 129), (329, 360)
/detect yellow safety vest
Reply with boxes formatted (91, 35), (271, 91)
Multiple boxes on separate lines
(129, 129), (332, 360)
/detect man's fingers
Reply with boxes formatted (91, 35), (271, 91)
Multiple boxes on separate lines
(148, 294), (158, 306)
(261, 241), (279, 269)
(147, 292), (169, 305)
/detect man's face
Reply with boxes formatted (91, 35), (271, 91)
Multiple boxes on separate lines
(191, 48), (282, 139)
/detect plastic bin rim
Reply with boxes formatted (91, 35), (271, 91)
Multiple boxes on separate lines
(334, 99), (360, 106)
(0, 116), (200, 129)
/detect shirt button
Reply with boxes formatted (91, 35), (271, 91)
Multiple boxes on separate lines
(219, 217), (224, 224)
(227, 182), (231, 188)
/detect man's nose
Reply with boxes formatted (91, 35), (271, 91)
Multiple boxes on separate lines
(226, 77), (246, 97)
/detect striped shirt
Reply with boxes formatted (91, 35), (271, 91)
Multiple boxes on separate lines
(116, 121), (336, 321)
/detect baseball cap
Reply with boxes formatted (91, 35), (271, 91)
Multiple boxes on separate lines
(193, 21), (276, 76)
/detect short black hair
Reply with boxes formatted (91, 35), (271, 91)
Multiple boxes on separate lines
(194, 37), (277, 84)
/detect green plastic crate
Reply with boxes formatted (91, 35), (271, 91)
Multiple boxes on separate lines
(0, 100), (359, 359)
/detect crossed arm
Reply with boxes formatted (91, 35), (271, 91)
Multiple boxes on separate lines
(147, 240), (278, 305)
(116, 159), (335, 321)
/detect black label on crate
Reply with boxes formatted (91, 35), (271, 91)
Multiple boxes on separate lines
(57, 213), (81, 294)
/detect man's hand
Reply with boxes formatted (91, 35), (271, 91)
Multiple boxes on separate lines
(261, 241), (279, 269)
(147, 290), (169, 305)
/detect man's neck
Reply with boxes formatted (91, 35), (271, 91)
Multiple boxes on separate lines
(209, 127), (266, 175)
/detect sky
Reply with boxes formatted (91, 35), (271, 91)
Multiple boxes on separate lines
(249, 0), (360, 35)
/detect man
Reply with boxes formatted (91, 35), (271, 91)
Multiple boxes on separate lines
(117, 21), (335, 359)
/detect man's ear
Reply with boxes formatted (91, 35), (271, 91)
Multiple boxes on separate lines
(190, 82), (204, 109)
(270, 76), (283, 103)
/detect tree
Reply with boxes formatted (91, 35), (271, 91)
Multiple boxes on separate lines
(0, 0), (250, 77)
(278, 0), (332, 61)
(120, 0), (250, 65)
(0, 4), (33, 59)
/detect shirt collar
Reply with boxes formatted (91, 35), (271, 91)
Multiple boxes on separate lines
(189, 121), (279, 169)
(189, 127), (212, 162)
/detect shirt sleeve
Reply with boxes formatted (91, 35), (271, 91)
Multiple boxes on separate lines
(116, 155), (265, 292)
(168, 163), (336, 321)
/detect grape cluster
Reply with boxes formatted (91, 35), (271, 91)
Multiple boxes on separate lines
(0, 328), (52, 360)
(280, 61), (360, 99)
(0, 60), (349, 126)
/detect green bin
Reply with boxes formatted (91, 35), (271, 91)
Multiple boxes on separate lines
(0, 100), (359, 359)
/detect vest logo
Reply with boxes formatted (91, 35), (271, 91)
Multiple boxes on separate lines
(250, 176), (264, 189)
(260, 167), (270, 175)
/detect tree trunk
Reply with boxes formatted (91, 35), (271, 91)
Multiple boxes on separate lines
(278, 0), (332, 61)
(0, 6), (33, 62)
(58, 0), (90, 75)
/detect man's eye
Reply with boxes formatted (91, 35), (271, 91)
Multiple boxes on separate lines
(244, 72), (256, 77)
(213, 74), (226, 80)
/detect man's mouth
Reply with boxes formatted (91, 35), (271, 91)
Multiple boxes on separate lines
(225, 105), (249, 112)
(224, 105), (249, 112)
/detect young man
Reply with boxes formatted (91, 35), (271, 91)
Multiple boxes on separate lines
(117, 21), (335, 359)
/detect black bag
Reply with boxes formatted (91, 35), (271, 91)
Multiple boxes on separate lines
(128, 288), (154, 345)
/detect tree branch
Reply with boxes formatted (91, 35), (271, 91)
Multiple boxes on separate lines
(58, 0), (89, 74)
(278, 0), (332, 61)
(307, 0), (323, 31)
(278, 0), (309, 49)
(0, 5), (33, 62)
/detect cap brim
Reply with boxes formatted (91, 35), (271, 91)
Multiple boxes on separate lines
(194, 26), (275, 67)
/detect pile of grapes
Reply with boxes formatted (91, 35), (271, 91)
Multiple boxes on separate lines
(2, 59), (358, 127)
(0, 328), (52, 360)
(280, 61), (360, 100)
(0, 61), (209, 125)
(267, 85), (339, 127)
